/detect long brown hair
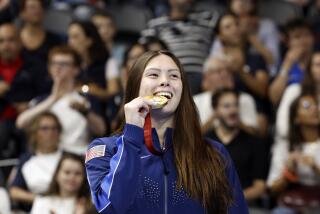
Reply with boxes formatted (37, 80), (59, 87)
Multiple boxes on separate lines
(121, 50), (232, 213)
(288, 95), (320, 151)
(46, 152), (90, 199)
(301, 51), (320, 96)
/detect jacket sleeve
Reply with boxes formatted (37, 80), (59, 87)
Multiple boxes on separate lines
(85, 124), (144, 214)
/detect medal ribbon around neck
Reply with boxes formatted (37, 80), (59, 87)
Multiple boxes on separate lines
(143, 95), (168, 156)
(144, 113), (164, 156)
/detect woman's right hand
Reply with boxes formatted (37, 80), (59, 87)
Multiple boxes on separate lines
(286, 151), (300, 172)
(124, 97), (154, 128)
(50, 74), (65, 100)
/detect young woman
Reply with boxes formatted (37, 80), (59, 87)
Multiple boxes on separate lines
(68, 20), (111, 100)
(269, 94), (320, 213)
(85, 50), (248, 214)
(31, 152), (95, 214)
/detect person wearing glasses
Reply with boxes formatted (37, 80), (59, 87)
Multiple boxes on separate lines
(9, 112), (62, 212)
(16, 45), (106, 154)
(268, 95), (320, 213)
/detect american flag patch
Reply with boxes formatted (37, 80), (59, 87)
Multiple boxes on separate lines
(85, 145), (106, 163)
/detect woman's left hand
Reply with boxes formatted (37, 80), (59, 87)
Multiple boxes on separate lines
(74, 197), (86, 214)
(300, 155), (316, 168)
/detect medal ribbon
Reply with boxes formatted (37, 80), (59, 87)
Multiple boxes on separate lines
(144, 113), (163, 156)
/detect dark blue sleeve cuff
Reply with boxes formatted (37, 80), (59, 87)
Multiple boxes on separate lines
(123, 123), (144, 147)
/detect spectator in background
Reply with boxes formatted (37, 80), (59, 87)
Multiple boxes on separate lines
(19, 0), (62, 83)
(141, 0), (219, 95)
(268, 95), (320, 214)
(193, 56), (258, 134)
(16, 46), (106, 154)
(228, 0), (280, 77)
(68, 20), (111, 101)
(120, 42), (146, 91)
(31, 152), (96, 214)
(140, 36), (168, 52)
(91, 10), (123, 63)
(9, 112), (63, 212)
(269, 18), (314, 106)
(91, 10), (122, 102)
(108, 42), (146, 133)
(275, 51), (320, 159)
(211, 12), (269, 136)
(0, 22), (42, 158)
(205, 88), (267, 213)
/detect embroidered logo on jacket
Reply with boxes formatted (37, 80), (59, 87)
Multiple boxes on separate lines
(85, 145), (106, 163)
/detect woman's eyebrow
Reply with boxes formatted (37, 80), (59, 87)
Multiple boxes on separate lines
(145, 68), (179, 72)
(145, 68), (161, 72)
(168, 69), (179, 73)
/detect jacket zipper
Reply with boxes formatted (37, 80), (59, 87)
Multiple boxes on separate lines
(164, 174), (168, 214)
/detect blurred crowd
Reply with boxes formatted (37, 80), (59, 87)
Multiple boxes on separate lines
(1, 0), (320, 213)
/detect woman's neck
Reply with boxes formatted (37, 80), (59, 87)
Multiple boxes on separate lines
(81, 52), (91, 68)
(36, 147), (58, 154)
(301, 125), (319, 142)
(59, 190), (76, 198)
(151, 115), (174, 147)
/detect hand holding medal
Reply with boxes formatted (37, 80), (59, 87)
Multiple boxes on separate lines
(124, 95), (168, 155)
(143, 95), (168, 156)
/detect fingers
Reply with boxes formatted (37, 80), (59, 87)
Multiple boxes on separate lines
(124, 97), (154, 128)
(125, 97), (152, 113)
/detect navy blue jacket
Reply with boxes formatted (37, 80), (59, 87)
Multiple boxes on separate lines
(85, 124), (248, 214)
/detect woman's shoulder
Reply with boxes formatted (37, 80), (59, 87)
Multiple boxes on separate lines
(87, 135), (121, 156)
(205, 138), (229, 157)
(89, 135), (119, 146)
(17, 152), (34, 167)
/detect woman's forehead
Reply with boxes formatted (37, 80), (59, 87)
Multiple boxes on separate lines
(144, 54), (179, 71)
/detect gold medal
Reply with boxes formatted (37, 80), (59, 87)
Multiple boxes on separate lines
(144, 95), (168, 109)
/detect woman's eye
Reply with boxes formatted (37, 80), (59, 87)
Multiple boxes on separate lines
(149, 73), (158, 77)
(171, 74), (180, 79)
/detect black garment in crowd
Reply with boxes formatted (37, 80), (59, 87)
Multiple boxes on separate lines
(21, 31), (63, 70)
(0, 64), (44, 159)
(205, 129), (267, 189)
(77, 60), (108, 126)
(234, 51), (271, 114)
(78, 59), (107, 89)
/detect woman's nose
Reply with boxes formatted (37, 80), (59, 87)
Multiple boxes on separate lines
(159, 75), (169, 86)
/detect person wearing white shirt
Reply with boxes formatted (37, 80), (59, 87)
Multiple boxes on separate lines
(16, 46), (106, 154)
(268, 95), (320, 213)
(193, 56), (258, 133)
(31, 152), (94, 214)
(10, 112), (63, 212)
